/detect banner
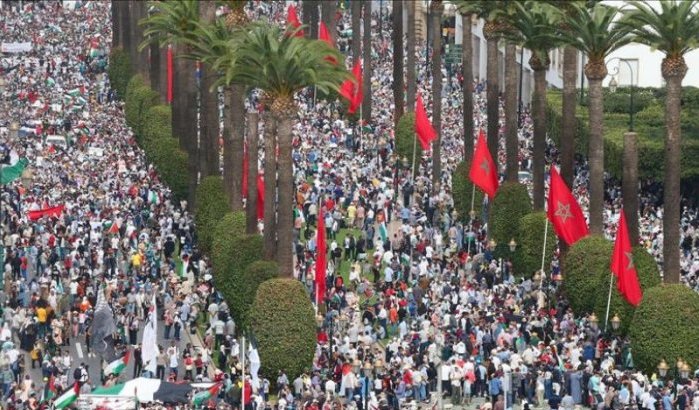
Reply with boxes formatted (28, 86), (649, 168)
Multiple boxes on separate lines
(1, 42), (32, 53)
(27, 205), (65, 221)
(1, 158), (28, 184)
(75, 395), (137, 410)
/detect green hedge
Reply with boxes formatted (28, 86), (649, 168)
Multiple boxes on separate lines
(592, 246), (660, 334)
(141, 105), (172, 148)
(562, 235), (614, 315)
(451, 161), (485, 224)
(213, 234), (265, 330)
(195, 176), (230, 253)
(211, 212), (247, 276)
(490, 182), (531, 246)
(250, 278), (317, 383)
(514, 212), (556, 278)
(125, 75), (159, 138)
(629, 284), (699, 375)
(394, 112), (420, 167)
(107, 48), (132, 100)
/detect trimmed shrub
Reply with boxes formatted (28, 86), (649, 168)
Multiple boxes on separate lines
(592, 246), (661, 334)
(213, 234), (265, 330)
(141, 105), (172, 149)
(250, 279), (317, 382)
(451, 161), (485, 224)
(125, 75), (159, 138)
(514, 212), (556, 278)
(629, 285), (699, 375)
(211, 212), (247, 276)
(195, 176), (230, 253)
(107, 48), (132, 100)
(490, 182), (531, 246)
(155, 138), (189, 201)
(394, 112), (420, 166)
(562, 235), (613, 315)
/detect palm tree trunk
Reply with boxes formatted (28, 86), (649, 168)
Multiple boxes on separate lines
(198, 1), (219, 180)
(222, 86), (246, 212)
(158, 47), (168, 102)
(461, 12), (473, 161)
(121, 2), (133, 65)
(622, 131), (639, 245)
(148, 42), (161, 99)
(430, 2), (443, 187)
(406, 0), (416, 112)
(263, 112), (278, 259)
(561, 46), (578, 188)
(532, 68), (547, 211)
(486, 37), (499, 163)
(362, 1), (373, 123)
(662, 71), (684, 283)
(171, 50), (198, 209)
(321, 0), (335, 44)
(587, 77), (604, 234)
(111, 0), (120, 48)
(304, 1), (319, 40)
(130, 1), (148, 83)
(351, 0), (361, 62)
(392, 0), (404, 126)
(504, 43), (518, 182)
(246, 112), (260, 235)
(274, 110), (295, 278)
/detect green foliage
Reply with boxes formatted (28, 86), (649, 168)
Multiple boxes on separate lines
(213, 234), (265, 330)
(602, 89), (654, 114)
(629, 284), (699, 375)
(107, 48), (132, 100)
(514, 212), (556, 278)
(211, 212), (247, 278)
(141, 105), (172, 148)
(452, 161), (485, 224)
(125, 75), (159, 138)
(394, 112), (420, 171)
(490, 182), (532, 246)
(593, 247), (660, 334)
(250, 278), (316, 382)
(195, 176), (230, 253)
(562, 235), (614, 315)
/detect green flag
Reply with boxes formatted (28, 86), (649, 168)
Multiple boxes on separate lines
(0, 158), (28, 185)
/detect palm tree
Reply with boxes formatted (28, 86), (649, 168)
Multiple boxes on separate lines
(351, 0), (361, 62)
(483, 8), (502, 161)
(406, 0), (416, 112)
(198, 0), (220, 179)
(120, 2), (132, 56)
(321, 0), (336, 44)
(303, 1), (319, 40)
(621, 0), (699, 284)
(362, 2), (373, 123)
(460, 11), (474, 160)
(557, 2), (631, 234)
(498, 1), (562, 210)
(214, 22), (349, 277)
(431, 0), (444, 187)
(112, 1), (121, 48)
(246, 111), (259, 235)
(392, 0), (405, 126)
(261, 93), (278, 259)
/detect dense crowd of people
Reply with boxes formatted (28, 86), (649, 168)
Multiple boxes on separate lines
(0, 1), (697, 410)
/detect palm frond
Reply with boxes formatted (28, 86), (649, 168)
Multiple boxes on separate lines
(554, 3), (631, 61)
(138, 0), (200, 51)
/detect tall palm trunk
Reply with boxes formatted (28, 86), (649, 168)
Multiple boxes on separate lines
(351, 0), (361, 61)
(263, 111), (278, 259)
(321, 0), (335, 44)
(148, 42), (161, 99)
(272, 101), (295, 278)
(121, 2), (132, 63)
(661, 58), (687, 284)
(531, 62), (548, 211)
(246, 112), (260, 235)
(158, 47), (168, 102)
(199, 1), (219, 179)
(130, 1), (148, 83)
(406, 1), (416, 112)
(362, 2), (373, 122)
(504, 43), (518, 182)
(485, 32), (499, 162)
(392, 0), (404, 126)
(305, 1), (319, 40)
(223, 86), (246, 211)
(430, 1), (443, 187)
(172, 49), (198, 208)
(111, 0), (120, 48)
(585, 61), (606, 234)
(461, 12), (473, 161)
(561, 46), (578, 188)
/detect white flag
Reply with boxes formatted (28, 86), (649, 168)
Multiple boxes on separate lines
(141, 294), (159, 375)
(249, 347), (261, 390)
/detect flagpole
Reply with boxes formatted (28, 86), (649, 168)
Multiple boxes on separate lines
(604, 272), (614, 332)
(467, 184), (475, 257)
(540, 219), (549, 288)
(241, 335), (246, 410)
(411, 118), (418, 183)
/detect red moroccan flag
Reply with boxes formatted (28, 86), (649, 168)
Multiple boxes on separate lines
(415, 94), (436, 150)
(166, 44), (173, 104)
(546, 166), (589, 246)
(28, 205), (65, 221)
(287, 5), (304, 37)
(315, 206), (327, 305)
(610, 210), (643, 306)
(469, 129), (499, 199)
(339, 61), (362, 114)
(318, 21), (337, 64)
(256, 174), (264, 220)
(242, 142), (249, 198)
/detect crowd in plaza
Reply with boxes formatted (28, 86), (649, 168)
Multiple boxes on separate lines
(0, 1), (697, 410)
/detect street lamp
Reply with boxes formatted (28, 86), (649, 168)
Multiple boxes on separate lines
(589, 312), (599, 330)
(680, 362), (691, 379)
(352, 359), (362, 375)
(488, 239), (497, 250)
(606, 57), (635, 131)
(658, 359), (670, 378)
(610, 314), (621, 331)
(508, 239), (517, 252)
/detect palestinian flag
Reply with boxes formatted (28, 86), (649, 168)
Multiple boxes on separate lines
(46, 77), (56, 87)
(108, 222), (120, 235)
(54, 383), (80, 409)
(67, 88), (81, 97)
(192, 383), (222, 407)
(104, 350), (130, 376)
(92, 377), (193, 403)
(1, 158), (28, 185)
(378, 222), (388, 243)
(148, 190), (159, 204)
(41, 375), (57, 402)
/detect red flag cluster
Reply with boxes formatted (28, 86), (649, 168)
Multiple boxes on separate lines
(469, 130), (499, 199)
(286, 5), (304, 37)
(611, 211), (643, 306)
(415, 94), (436, 150)
(315, 206), (327, 305)
(546, 167), (589, 246)
(28, 205), (65, 221)
(339, 62), (363, 114)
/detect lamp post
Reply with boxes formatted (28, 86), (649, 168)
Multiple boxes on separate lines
(9, 122), (19, 140)
(589, 312), (599, 331)
(610, 314), (621, 332)
(606, 57), (635, 132)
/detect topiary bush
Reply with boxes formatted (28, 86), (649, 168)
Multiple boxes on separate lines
(451, 161), (485, 224)
(562, 235), (613, 315)
(592, 246), (661, 334)
(232, 260), (279, 330)
(489, 182), (531, 245)
(514, 212), (556, 278)
(211, 212), (247, 276)
(155, 138), (189, 201)
(195, 176), (230, 253)
(141, 105), (172, 148)
(108, 47), (132, 100)
(394, 112), (420, 165)
(250, 278), (316, 383)
(125, 75), (159, 138)
(629, 284), (699, 375)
